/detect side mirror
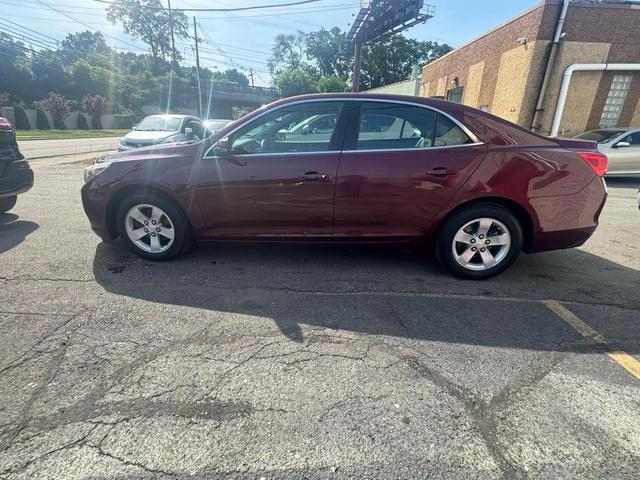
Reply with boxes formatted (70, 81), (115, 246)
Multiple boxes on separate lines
(301, 125), (310, 135)
(185, 127), (194, 140)
(614, 141), (630, 148)
(213, 136), (232, 156)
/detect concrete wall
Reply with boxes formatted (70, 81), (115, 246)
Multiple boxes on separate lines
(0, 107), (128, 130)
(367, 79), (421, 96)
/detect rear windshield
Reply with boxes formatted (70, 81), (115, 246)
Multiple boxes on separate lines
(574, 129), (625, 143)
(135, 117), (182, 132)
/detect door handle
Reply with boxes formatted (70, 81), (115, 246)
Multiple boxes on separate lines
(302, 171), (330, 182)
(426, 167), (455, 177)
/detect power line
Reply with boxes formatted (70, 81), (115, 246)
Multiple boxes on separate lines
(0, 24), (59, 49)
(33, 0), (146, 51)
(0, 16), (61, 44)
(88, 0), (321, 12)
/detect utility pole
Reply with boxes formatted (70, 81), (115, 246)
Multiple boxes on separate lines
(352, 42), (362, 92)
(167, 0), (177, 68)
(248, 68), (255, 90)
(193, 17), (203, 117)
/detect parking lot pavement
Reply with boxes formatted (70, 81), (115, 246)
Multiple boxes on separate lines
(1, 160), (639, 479)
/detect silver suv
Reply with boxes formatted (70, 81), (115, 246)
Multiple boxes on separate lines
(118, 115), (206, 152)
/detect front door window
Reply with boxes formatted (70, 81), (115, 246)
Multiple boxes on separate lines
(228, 102), (343, 155)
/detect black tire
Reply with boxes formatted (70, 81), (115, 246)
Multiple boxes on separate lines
(436, 204), (523, 280)
(116, 192), (193, 261)
(0, 196), (17, 214)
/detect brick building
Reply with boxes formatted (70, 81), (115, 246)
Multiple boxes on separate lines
(420, 0), (640, 136)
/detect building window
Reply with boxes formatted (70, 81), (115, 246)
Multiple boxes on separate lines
(599, 75), (632, 128)
(447, 87), (464, 104)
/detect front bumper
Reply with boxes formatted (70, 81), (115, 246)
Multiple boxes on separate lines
(81, 181), (113, 242)
(0, 166), (34, 199)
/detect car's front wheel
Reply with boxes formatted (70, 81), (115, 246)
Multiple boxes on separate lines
(116, 192), (193, 260)
(0, 196), (17, 214)
(437, 204), (523, 279)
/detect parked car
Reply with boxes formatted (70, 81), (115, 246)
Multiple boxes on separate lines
(118, 115), (206, 151)
(82, 94), (608, 279)
(0, 116), (33, 213)
(574, 128), (640, 175)
(203, 118), (233, 135)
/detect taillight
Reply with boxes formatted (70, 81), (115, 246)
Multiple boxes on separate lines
(578, 151), (608, 176)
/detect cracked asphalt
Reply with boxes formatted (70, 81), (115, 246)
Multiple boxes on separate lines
(1, 157), (639, 479)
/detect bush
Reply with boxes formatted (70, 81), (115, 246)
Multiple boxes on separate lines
(36, 109), (50, 130)
(53, 116), (65, 130)
(77, 112), (89, 130)
(41, 93), (70, 131)
(13, 106), (30, 130)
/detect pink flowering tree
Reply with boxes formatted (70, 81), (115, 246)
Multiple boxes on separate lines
(82, 94), (106, 129)
(41, 92), (71, 130)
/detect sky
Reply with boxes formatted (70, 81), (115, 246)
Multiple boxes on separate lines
(0, 0), (539, 86)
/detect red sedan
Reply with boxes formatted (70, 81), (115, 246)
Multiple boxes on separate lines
(81, 94), (607, 279)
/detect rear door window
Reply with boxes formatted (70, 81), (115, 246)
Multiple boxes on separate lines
(434, 115), (473, 147)
(352, 101), (474, 151)
(355, 102), (435, 150)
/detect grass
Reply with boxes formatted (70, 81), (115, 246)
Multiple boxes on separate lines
(15, 129), (130, 139)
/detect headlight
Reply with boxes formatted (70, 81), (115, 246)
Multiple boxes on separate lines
(119, 137), (126, 145)
(84, 159), (112, 183)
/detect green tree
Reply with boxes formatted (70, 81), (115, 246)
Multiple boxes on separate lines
(305, 27), (352, 79)
(268, 31), (307, 75)
(0, 34), (33, 102)
(360, 36), (452, 89)
(316, 75), (347, 93)
(60, 31), (110, 66)
(273, 68), (317, 98)
(106, 0), (189, 66)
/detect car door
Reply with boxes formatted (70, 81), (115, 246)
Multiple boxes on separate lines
(333, 100), (487, 238)
(195, 100), (347, 238)
(609, 131), (640, 173)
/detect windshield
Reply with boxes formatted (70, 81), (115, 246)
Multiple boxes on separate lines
(574, 129), (625, 143)
(135, 117), (182, 132)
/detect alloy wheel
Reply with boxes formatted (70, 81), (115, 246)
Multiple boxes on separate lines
(124, 203), (175, 253)
(451, 217), (511, 271)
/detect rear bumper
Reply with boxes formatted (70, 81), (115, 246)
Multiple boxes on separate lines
(527, 176), (607, 253)
(0, 167), (34, 199)
(81, 181), (114, 242)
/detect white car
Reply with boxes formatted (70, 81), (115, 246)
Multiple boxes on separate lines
(118, 115), (206, 152)
(574, 128), (640, 176)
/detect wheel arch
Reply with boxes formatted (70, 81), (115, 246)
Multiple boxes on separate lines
(106, 184), (192, 240)
(435, 196), (535, 252)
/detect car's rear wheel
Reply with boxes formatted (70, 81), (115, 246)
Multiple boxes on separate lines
(0, 196), (17, 214)
(437, 204), (523, 279)
(116, 192), (193, 260)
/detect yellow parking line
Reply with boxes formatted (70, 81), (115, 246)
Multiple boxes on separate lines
(607, 352), (640, 379)
(542, 300), (640, 381)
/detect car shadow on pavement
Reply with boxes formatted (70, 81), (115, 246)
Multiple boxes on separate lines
(0, 213), (39, 255)
(92, 241), (640, 353)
